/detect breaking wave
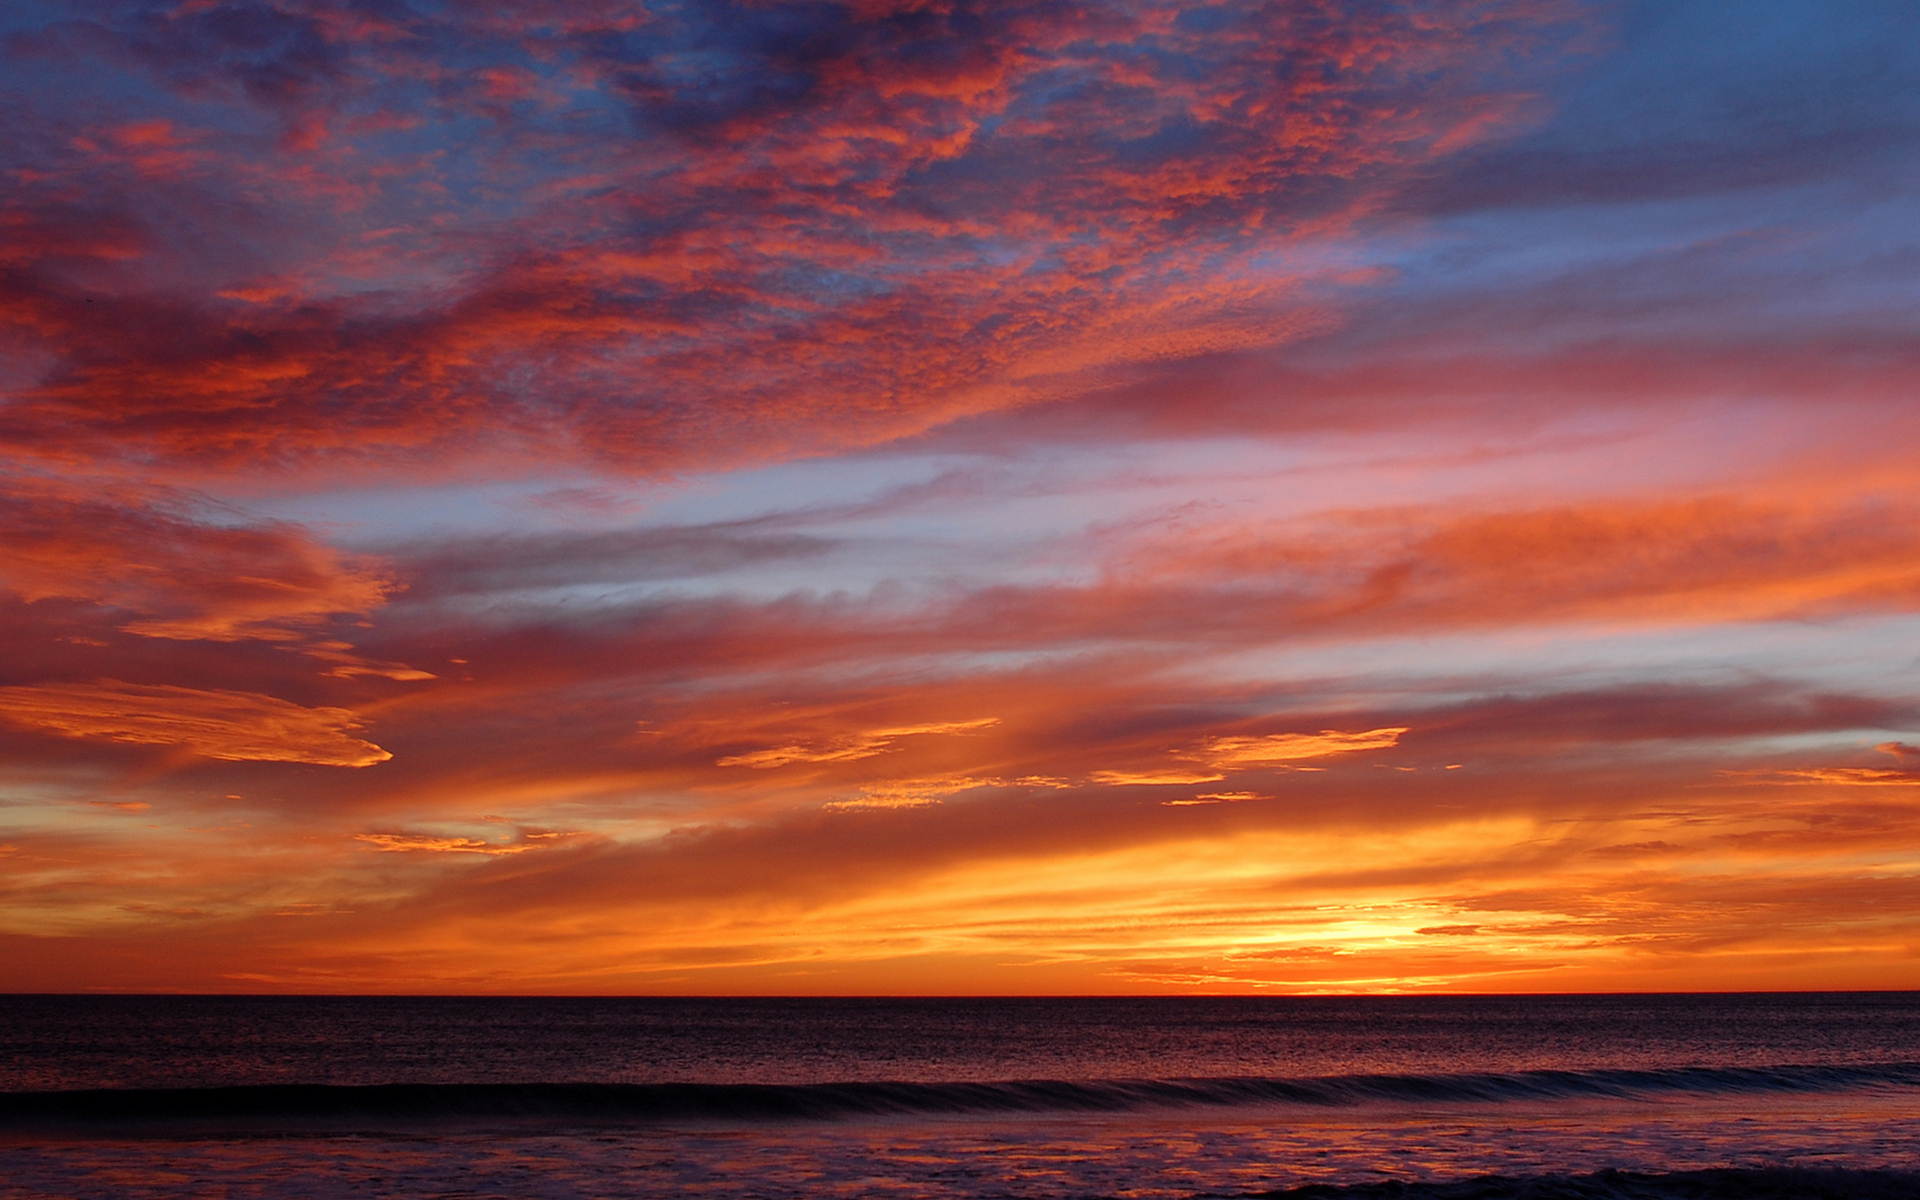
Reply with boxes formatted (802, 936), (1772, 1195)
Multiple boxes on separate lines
(6, 1062), (1920, 1130)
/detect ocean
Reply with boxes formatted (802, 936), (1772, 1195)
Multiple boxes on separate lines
(2, 994), (1918, 1198)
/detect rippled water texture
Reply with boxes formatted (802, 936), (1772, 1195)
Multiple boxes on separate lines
(4, 995), (1919, 1198)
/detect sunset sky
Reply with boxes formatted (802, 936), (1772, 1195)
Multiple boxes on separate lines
(4, 0), (1920, 994)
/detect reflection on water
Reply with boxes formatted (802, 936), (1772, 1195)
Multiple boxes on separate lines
(8, 994), (1920, 1091)
(8, 1094), (1920, 1199)
(8, 996), (1920, 1198)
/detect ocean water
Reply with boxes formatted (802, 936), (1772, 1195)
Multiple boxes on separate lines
(2, 994), (1919, 1198)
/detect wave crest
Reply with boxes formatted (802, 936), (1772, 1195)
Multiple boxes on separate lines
(7, 1062), (1920, 1130)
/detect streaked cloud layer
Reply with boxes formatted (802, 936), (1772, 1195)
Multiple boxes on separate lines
(3, 0), (1919, 993)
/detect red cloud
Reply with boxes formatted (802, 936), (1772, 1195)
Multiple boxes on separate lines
(0, 475), (427, 680)
(0, 679), (390, 767)
(0, 1), (1585, 475)
(9, 2), (1920, 996)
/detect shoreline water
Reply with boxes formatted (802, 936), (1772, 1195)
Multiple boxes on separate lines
(4, 994), (1917, 1198)
(6, 1061), (1920, 1133)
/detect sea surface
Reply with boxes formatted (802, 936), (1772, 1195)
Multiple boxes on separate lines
(3, 994), (1919, 1198)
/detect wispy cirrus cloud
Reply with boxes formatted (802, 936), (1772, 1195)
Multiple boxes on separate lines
(717, 718), (1000, 769)
(354, 829), (576, 855)
(0, 679), (390, 766)
(0, 476), (393, 641)
(1198, 728), (1407, 767)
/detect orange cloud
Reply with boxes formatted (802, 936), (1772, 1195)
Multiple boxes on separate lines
(1091, 769), (1228, 786)
(0, 477), (425, 681)
(1723, 768), (1920, 787)
(1107, 495), (1920, 638)
(0, 680), (391, 767)
(19, 768), (1919, 994)
(716, 719), (999, 768)
(353, 832), (556, 855)
(825, 773), (1070, 811)
(7, 713), (1920, 993)
(7, 2), (1920, 997)
(1085, 729), (1404, 789)
(1165, 797), (1261, 807)
(1199, 728), (1408, 766)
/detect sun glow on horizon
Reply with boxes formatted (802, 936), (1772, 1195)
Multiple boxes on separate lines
(3, 0), (1919, 995)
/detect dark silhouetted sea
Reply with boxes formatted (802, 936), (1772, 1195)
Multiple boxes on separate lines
(3, 994), (1919, 1198)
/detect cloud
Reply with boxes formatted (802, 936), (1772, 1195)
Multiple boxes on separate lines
(823, 794), (946, 812)
(1723, 768), (1920, 787)
(0, 0), (1587, 475)
(10, 672), (1920, 992)
(897, 494), (1920, 655)
(7, 2), (1920, 996)
(826, 773), (1070, 811)
(1091, 769), (1227, 786)
(1395, 0), (1920, 215)
(395, 523), (836, 600)
(0, 679), (390, 766)
(717, 718), (998, 768)
(0, 476), (416, 673)
(1090, 728), (1400, 788)
(1199, 728), (1407, 766)
(28, 771), (1920, 993)
(353, 831), (568, 856)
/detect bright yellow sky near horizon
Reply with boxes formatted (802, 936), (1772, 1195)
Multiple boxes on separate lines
(5, 0), (1920, 994)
